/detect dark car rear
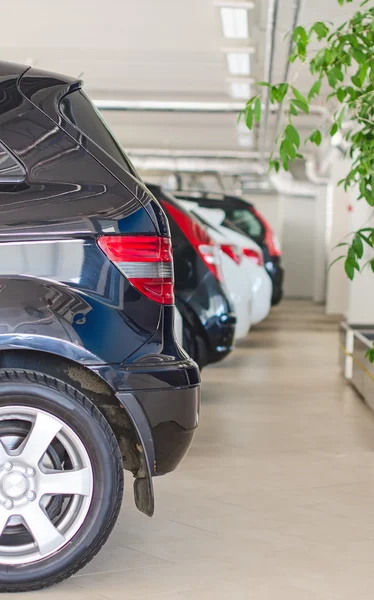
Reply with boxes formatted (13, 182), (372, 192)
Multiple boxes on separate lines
(147, 185), (236, 368)
(0, 61), (200, 591)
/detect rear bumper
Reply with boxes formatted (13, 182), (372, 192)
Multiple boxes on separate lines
(265, 260), (284, 305)
(96, 357), (201, 476)
(251, 268), (273, 325)
(137, 384), (200, 475)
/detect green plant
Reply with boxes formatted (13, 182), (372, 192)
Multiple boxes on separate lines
(241, 0), (374, 288)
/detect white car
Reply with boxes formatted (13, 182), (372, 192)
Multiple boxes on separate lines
(186, 204), (273, 326)
(180, 201), (252, 341)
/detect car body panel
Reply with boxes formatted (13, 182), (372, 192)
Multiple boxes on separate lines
(174, 191), (284, 305)
(0, 62), (201, 518)
(146, 184), (236, 365)
(191, 207), (273, 326)
(180, 201), (252, 340)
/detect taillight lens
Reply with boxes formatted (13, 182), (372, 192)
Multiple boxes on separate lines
(243, 247), (264, 266)
(250, 207), (281, 257)
(162, 201), (223, 282)
(97, 235), (174, 304)
(221, 244), (241, 265)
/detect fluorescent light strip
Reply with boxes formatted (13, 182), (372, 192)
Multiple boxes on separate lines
(220, 7), (249, 39)
(226, 52), (250, 75)
(230, 81), (251, 98)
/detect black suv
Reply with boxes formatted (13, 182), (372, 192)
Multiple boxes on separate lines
(0, 62), (200, 592)
(147, 184), (236, 369)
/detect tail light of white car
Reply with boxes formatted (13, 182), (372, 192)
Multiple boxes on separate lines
(162, 202), (224, 283)
(243, 247), (264, 266)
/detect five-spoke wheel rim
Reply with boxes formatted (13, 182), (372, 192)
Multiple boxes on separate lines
(0, 406), (93, 565)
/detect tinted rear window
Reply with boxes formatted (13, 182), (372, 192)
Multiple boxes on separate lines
(224, 208), (264, 240)
(60, 90), (138, 178)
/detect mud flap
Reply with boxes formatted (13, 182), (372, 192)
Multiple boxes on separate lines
(116, 392), (155, 517)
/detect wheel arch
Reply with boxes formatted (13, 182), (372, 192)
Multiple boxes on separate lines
(0, 349), (154, 516)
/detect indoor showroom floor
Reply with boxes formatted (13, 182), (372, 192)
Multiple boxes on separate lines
(17, 300), (374, 599)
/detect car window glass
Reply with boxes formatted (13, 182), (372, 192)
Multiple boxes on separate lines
(60, 90), (138, 178)
(0, 141), (26, 183)
(225, 209), (263, 239)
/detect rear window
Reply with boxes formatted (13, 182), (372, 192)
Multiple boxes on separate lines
(60, 90), (138, 178)
(224, 208), (264, 241)
(0, 141), (26, 183)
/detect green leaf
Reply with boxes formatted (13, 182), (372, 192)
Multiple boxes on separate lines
(330, 123), (338, 137)
(292, 99), (309, 114)
(293, 26), (308, 45)
(352, 234), (364, 259)
(311, 22), (329, 40)
(371, 259), (374, 273)
(285, 124), (301, 148)
(359, 63), (369, 84)
(277, 83), (289, 102)
(366, 347), (374, 363)
(345, 259), (355, 280)
(245, 106), (253, 130)
(353, 48), (366, 64)
(292, 87), (309, 106)
(337, 88), (347, 103)
(289, 102), (298, 116)
(254, 97), (262, 122)
(308, 80), (322, 102)
(336, 106), (346, 128)
(351, 74), (362, 88)
(281, 139), (297, 160)
(309, 129), (322, 146)
(269, 159), (280, 173)
(257, 81), (271, 87)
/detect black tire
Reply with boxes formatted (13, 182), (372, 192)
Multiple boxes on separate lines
(0, 369), (124, 593)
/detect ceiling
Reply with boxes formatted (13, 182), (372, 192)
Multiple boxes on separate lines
(0, 0), (360, 184)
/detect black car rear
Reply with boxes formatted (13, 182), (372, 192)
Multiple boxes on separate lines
(147, 185), (236, 369)
(0, 61), (200, 591)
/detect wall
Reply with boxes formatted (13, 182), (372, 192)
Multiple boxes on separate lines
(325, 154), (350, 315)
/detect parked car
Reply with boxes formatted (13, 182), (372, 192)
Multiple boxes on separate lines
(0, 61), (200, 592)
(187, 205), (273, 326)
(174, 191), (284, 305)
(147, 184), (237, 368)
(179, 200), (253, 340)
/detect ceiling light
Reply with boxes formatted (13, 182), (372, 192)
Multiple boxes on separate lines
(226, 52), (251, 75)
(229, 81), (251, 99)
(220, 7), (249, 39)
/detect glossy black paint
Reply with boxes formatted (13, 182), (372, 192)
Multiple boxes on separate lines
(174, 191), (284, 306)
(0, 62), (200, 508)
(147, 184), (236, 367)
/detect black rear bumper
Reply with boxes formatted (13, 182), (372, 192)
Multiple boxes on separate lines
(97, 357), (200, 476)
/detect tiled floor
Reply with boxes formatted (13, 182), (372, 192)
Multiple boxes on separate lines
(14, 300), (374, 599)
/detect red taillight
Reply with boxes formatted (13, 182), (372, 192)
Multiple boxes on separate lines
(243, 247), (264, 266)
(221, 244), (241, 265)
(251, 207), (281, 257)
(162, 201), (223, 282)
(97, 235), (174, 304)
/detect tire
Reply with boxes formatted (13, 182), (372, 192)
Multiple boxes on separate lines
(0, 369), (124, 592)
